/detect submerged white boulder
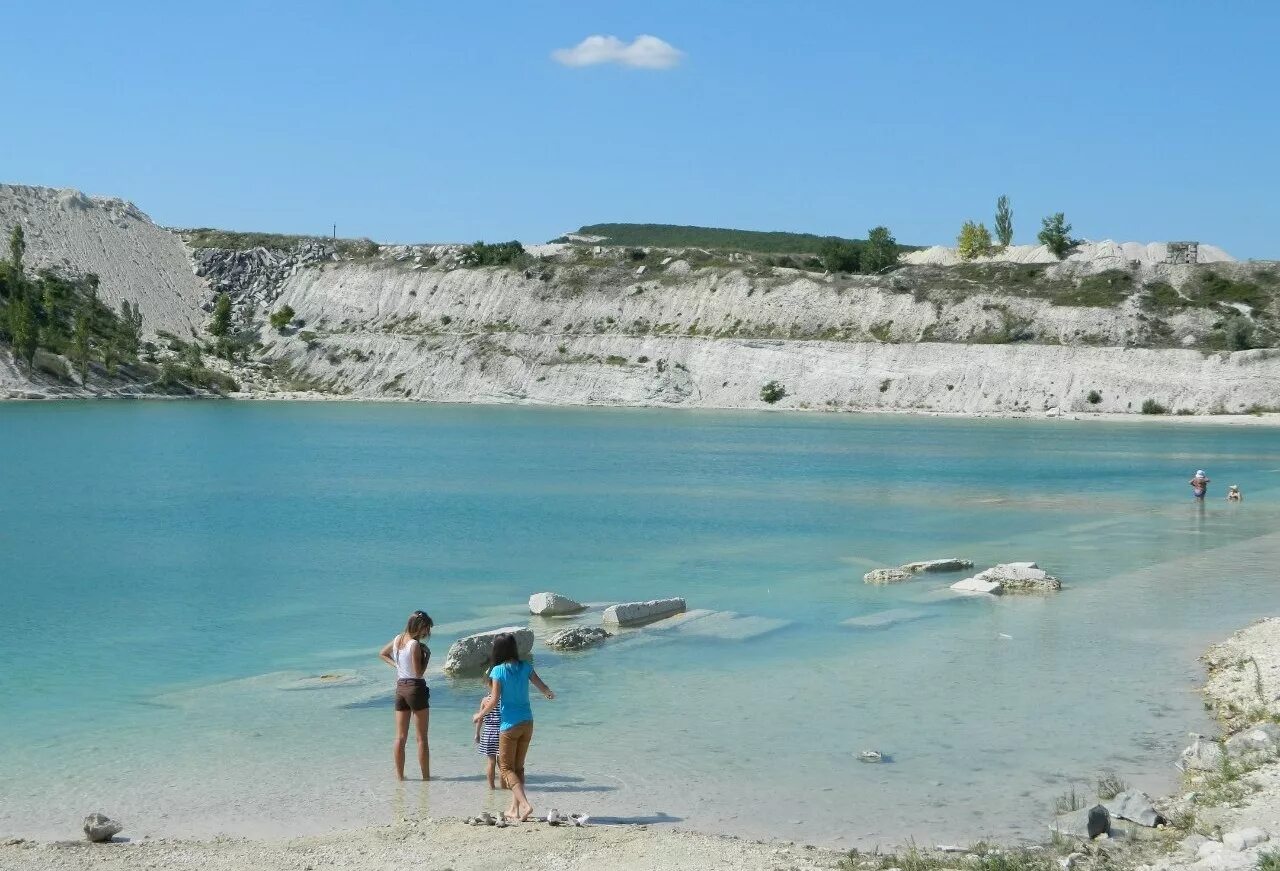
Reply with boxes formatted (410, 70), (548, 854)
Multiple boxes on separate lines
(900, 558), (973, 573)
(602, 598), (686, 627)
(950, 577), (1004, 595)
(528, 591), (586, 616)
(442, 627), (534, 675)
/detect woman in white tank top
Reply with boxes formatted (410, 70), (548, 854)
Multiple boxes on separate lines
(379, 610), (433, 780)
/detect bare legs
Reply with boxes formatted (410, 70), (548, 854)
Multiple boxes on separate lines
(393, 709), (410, 781)
(414, 708), (430, 780)
(496, 721), (534, 821)
(393, 708), (430, 780)
(485, 756), (497, 789)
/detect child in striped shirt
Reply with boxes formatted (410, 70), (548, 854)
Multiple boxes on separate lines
(474, 677), (503, 789)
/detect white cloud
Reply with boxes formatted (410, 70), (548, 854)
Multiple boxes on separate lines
(551, 35), (684, 70)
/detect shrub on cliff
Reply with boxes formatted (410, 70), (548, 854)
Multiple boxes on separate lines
(862, 226), (899, 273)
(1037, 213), (1073, 259)
(819, 238), (860, 274)
(1141, 399), (1168, 415)
(957, 221), (993, 261)
(270, 304), (295, 332)
(461, 240), (525, 267)
(760, 381), (787, 404)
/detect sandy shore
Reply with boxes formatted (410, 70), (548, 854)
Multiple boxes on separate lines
(0, 819), (843, 871)
(6, 619), (1279, 871)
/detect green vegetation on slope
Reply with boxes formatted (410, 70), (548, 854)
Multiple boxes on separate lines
(565, 223), (919, 257)
(183, 228), (379, 257)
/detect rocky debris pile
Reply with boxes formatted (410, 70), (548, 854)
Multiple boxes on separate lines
(545, 626), (611, 651)
(83, 812), (122, 842)
(528, 592), (586, 617)
(442, 627), (534, 676)
(951, 562), (1061, 595)
(901, 558), (973, 573)
(603, 598), (686, 627)
(863, 568), (912, 584)
(191, 241), (336, 314)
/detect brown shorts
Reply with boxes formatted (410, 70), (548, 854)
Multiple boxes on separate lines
(394, 679), (429, 711)
(497, 720), (533, 788)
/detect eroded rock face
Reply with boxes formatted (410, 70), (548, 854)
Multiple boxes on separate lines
(545, 626), (612, 651)
(602, 598), (686, 627)
(442, 627), (534, 676)
(528, 592), (586, 617)
(900, 558), (973, 573)
(863, 568), (912, 584)
(83, 813), (122, 842)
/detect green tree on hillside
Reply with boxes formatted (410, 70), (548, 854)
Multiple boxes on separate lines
(71, 303), (91, 380)
(994, 195), (1013, 247)
(270, 304), (295, 332)
(7, 294), (38, 364)
(209, 292), (232, 338)
(1037, 212), (1073, 259)
(9, 224), (25, 272)
(119, 300), (143, 359)
(957, 221), (993, 260)
(862, 226), (899, 273)
(818, 237), (860, 273)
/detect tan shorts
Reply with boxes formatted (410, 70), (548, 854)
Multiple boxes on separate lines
(394, 679), (429, 711)
(497, 720), (533, 788)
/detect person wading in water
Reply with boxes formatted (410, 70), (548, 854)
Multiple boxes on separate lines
(379, 610), (433, 780)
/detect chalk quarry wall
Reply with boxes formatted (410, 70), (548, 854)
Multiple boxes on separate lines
(258, 260), (1280, 414)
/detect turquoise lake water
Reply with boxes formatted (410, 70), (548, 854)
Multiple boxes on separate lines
(2, 401), (1279, 846)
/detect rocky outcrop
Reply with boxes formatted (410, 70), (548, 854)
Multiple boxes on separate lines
(603, 598), (686, 627)
(863, 568), (912, 584)
(528, 592), (586, 617)
(901, 558), (973, 573)
(83, 812), (123, 842)
(442, 627), (534, 676)
(959, 562), (1061, 593)
(545, 626), (612, 651)
(1180, 734), (1225, 772)
(189, 241), (336, 318)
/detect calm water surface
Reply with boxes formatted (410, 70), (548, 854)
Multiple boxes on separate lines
(1, 402), (1278, 845)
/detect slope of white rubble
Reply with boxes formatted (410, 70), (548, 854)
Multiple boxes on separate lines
(0, 184), (206, 335)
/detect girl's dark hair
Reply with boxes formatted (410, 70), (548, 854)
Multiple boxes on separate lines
(489, 632), (522, 668)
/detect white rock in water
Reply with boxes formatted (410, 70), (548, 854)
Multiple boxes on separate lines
(965, 562), (1061, 592)
(545, 626), (611, 651)
(83, 812), (123, 842)
(951, 577), (1003, 595)
(863, 568), (912, 584)
(603, 598), (686, 627)
(442, 627), (534, 675)
(900, 558), (973, 573)
(1222, 828), (1269, 852)
(528, 592), (585, 616)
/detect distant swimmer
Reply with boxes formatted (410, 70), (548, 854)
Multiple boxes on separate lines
(1227, 484), (1243, 502)
(1189, 470), (1210, 500)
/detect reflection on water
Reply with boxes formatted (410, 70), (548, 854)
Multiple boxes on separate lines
(0, 402), (1278, 846)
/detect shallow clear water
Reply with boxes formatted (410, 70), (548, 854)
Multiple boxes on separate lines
(2, 402), (1278, 846)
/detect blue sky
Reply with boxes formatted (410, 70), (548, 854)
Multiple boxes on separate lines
(3, 1), (1277, 256)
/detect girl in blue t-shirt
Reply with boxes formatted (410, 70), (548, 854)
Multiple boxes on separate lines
(472, 632), (554, 822)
